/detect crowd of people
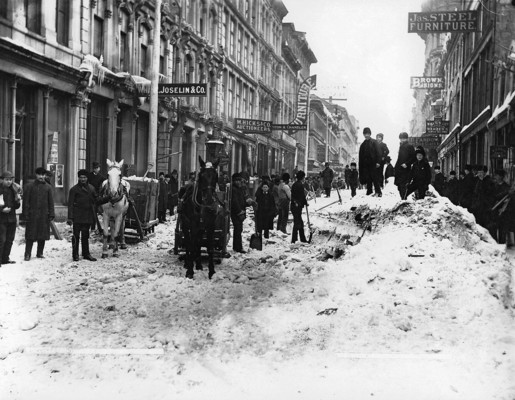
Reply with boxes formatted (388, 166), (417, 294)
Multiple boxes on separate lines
(1, 134), (515, 268)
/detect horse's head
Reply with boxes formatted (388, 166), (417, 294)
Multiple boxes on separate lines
(106, 159), (124, 196)
(197, 156), (220, 207)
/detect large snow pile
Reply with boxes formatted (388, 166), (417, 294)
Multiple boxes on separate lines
(0, 182), (514, 400)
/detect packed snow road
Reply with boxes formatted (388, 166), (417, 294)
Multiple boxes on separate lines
(1, 183), (514, 400)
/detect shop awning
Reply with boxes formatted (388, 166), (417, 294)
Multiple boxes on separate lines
(488, 90), (515, 128)
(460, 106), (491, 143)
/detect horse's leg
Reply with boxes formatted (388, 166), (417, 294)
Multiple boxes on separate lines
(194, 225), (203, 271)
(119, 213), (127, 249)
(101, 211), (110, 258)
(184, 228), (194, 279)
(112, 215), (121, 257)
(206, 220), (216, 279)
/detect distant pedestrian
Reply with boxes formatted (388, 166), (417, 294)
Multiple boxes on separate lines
(444, 171), (460, 205)
(459, 165), (476, 212)
(23, 167), (55, 261)
(277, 173), (291, 234)
(344, 165), (351, 190)
(491, 169), (510, 244)
(359, 127), (383, 196)
(67, 170), (98, 262)
(291, 170), (309, 243)
(320, 162), (334, 197)
(376, 133), (390, 188)
(394, 132), (416, 200)
(348, 162), (359, 198)
(230, 173), (254, 254)
(471, 166), (495, 228)
(0, 171), (21, 267)
(432, 166), (446, 195)
(384, 156), (395, 185)
(158, 173), (171, 222)
(89, 161), (105, 232)
(254, 179), (276, 239)
(169, 170), (179, 216)
(406, 146), (432, 200)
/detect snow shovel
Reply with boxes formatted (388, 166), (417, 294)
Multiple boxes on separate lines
(249, 224), (262, 251)
(305, 205), (314, 243)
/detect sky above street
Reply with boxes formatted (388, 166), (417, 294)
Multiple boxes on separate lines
(284, 0), (427, 152)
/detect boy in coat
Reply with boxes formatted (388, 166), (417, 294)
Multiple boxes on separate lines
(394, 132), (416, 200)
(406, 146), (432, 200)
(348, 162), (359, 198)
(254, 180), (276, 239)
(0, 171), (21, 266)
(67, 170), (98, 261)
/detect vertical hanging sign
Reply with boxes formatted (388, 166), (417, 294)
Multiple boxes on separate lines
(47, 132), (59, 164)
(289, 75), (317, 128)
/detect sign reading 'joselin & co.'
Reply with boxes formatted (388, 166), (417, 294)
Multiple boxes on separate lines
(408, 11), (479, 33)
(158, 83), (207, 96)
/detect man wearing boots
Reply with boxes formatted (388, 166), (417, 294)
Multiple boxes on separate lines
(23, 167), (55, 261)
(67, 170), (98, 261)
(291, 170), (309, 243)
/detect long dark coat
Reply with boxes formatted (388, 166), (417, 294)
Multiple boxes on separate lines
(67, 182), (97, 224)
(0, 184), (21, 223)
(358, 138), (382, 185)
(255, 186), (276, 231)
(459, 172), (477, 210)
(394, 141), (416, 187)
(158, 180), (171, 213)
(444, 178), (460, 205)
(471, 176), (495, 226)
(169, 177), (179, 206)
(433, 172), (446, 195)
(320, 167), (334, 189)
(88, 172), (106, 193)
(23, 180), (55, 241)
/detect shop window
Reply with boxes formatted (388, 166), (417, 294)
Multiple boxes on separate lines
(56, 0), (69, 46)
(25, 0), (42, 34)
(0, 1), (8, 18)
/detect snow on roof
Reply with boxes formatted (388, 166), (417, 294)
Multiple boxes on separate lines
(460, 105), (491, 133)
(488, 90), (515, 125)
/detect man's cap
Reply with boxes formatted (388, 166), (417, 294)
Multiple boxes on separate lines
(165, 173), (171, 178)
(399, 132), (409, 139)
(449, 170), (456, 176)
(376, 133), (384, 139)
(350, 162), (356, 167)
(363, 127), (371, 135)
(296, 170), (306, 180)
(415, 146), (426, 157)
(464, 164), (472, 171)
(92, 161), (100, 168)
(232, 172), (242, 181)
(78, 169), (89, 177)
(281, 173), (290, 181)
(1, 170), (14, 179)
(35, 167), (48, 175)
(434, 165), (440, 170)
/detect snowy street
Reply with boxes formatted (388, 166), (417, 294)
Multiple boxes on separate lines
(1, 183), (514, 400)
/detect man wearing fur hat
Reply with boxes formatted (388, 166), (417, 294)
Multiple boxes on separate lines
(67, 170), (98, 261)
(406, 146), (432, 200)
(23, 167), (55, 261)
(394, 132), (416, 200)
(0, 171), (21, 267)
(358, 127), (383, 196)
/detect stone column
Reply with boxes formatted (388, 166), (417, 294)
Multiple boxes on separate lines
(42, 86), (52, 164)
(7, 79), (18, 173)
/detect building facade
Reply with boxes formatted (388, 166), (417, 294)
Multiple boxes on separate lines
(413, 0), (515, 182)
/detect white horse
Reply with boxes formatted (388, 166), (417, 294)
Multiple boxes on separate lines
(100, 159), (130, 258)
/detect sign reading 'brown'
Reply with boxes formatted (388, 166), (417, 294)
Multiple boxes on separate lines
(410, 77), (444, 89)
(408, 11), (479, 33)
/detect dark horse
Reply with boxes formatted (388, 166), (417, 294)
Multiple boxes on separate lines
(180, 156), (221, 279)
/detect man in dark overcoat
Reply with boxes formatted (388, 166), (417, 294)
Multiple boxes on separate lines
(432, 166), (446, 195)
(158, 173), (171, 223)
(444, 171), (460, 205)
(394, 132), (416, 200)
(291, 170), (309, 243)
(0, 171), (21, 267)
(471, 166), (495, 228)
(320, 162), (334, 197)
(67, 170), (98, 261)
(23, 167), (55, 261)
(406, 146), (432, 200)
(88, 161), (106, 232)
(254, 179), (276, 239)
(375, 133), (390, 188)
(459, 165), (476, 211)
(359, 127), (383, 196)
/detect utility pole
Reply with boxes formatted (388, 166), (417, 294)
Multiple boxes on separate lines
(148, 0), (162, 178)
(303, 96), (311, 174)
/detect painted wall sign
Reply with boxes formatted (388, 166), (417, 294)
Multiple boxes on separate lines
(410, 77), (444, 89)
(408, 135), (442, 149)
(408, 11), (479, 33)
(426, 118), (450, 135)
(234, 118), (272, 134)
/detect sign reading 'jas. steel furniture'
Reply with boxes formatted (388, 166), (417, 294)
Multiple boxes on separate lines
(410, 77), (444, 89)
(234, 118), (272, 134)
(408, 11), (479, 33)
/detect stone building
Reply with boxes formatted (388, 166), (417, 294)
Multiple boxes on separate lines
(0, 0), (320, 217)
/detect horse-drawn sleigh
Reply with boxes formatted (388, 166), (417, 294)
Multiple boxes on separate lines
(174, 156), (231, 279)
